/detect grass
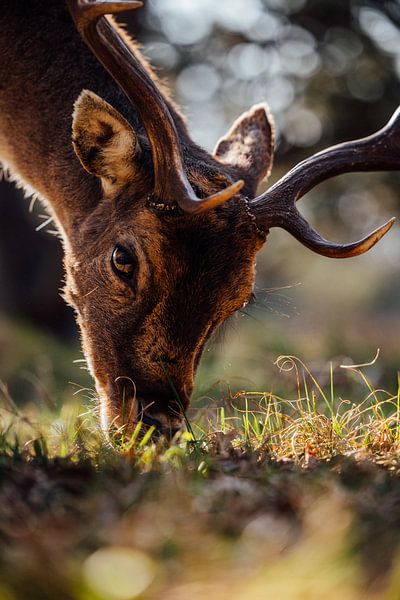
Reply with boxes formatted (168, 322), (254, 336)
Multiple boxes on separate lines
(0, 356), (400, 599)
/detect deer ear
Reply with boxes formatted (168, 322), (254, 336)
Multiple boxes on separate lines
(214, 103), (275, 196)
(72, 90), (140, 195)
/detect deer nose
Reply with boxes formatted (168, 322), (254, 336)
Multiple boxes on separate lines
(141, 411), (182, 439)
(140, 412), (163, 434)
(140, 412), (163, 429)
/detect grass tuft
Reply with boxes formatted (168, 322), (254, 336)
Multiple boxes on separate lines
(0, 355), (399, 469)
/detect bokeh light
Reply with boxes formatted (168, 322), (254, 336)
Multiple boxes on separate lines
(82, 546), (155, 600)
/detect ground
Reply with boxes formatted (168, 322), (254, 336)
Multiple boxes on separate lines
(0, 357), (399, 599)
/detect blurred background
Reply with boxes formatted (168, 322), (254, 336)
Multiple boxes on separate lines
(1, 0), (400, 408)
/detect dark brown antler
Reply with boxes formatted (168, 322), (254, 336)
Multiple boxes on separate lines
(67, 0), (244, 213)
(250, 107), (400, 257)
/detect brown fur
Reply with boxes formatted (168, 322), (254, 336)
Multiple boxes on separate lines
(0, 0), (274, 433)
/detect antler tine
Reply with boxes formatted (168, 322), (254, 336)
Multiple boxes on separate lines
(250, 106), (399, 256)
(69, 1), (144, 32)
(178, 179), (245, 214)
(67, 0), (243, 213)
(282, 210), (395, 258)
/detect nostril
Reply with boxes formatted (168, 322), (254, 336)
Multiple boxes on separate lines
(141, 412), (182, 440)
(141, 412), (163, 431)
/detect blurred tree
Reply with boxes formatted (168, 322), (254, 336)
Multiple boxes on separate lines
(0, 180), (75, 337)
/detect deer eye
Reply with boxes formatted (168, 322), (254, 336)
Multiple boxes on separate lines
(111, 245), (136, 279)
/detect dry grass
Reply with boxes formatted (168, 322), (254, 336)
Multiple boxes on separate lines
(191, 355), (400, 470)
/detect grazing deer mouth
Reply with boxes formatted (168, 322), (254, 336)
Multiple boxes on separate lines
(137, 392), (189, 438)
(140, 410), (182, 439)
(99, 370), (191, 439)
(105, 393), (184, 439)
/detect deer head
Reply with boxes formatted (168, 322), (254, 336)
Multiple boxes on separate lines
(64, 0), (397, 436)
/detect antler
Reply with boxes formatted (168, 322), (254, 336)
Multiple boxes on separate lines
(250, 107), (400, 257)
(67, 0), (244, 214)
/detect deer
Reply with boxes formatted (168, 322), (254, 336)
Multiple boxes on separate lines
(0, 0), (399, 437)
